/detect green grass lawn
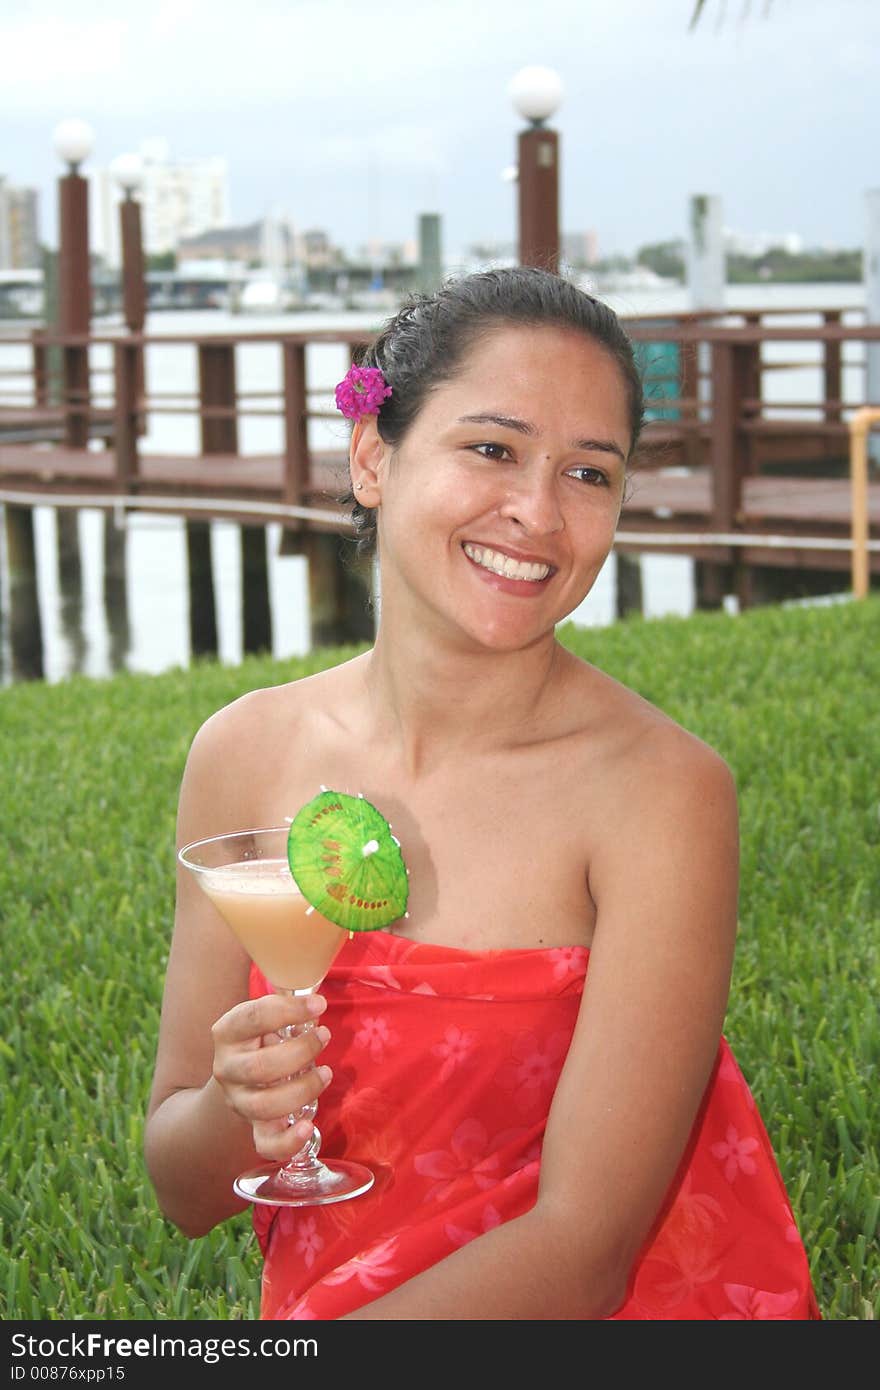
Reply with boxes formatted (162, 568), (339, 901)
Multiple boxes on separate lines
(1, 598), (877, 1321)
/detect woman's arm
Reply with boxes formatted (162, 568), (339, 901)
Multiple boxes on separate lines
(342, 728), (740, 1319)
(143, 696), (331, 1237)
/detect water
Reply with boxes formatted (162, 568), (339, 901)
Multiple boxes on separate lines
(0, 284), (867, 686)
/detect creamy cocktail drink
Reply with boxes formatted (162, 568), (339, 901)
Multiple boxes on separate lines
(200, 857), (349, 992)
(179, 795), (409, 1209)
(178, 823), (376, 1207)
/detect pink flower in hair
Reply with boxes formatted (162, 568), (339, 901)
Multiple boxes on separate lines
(335, 364), (392, 421)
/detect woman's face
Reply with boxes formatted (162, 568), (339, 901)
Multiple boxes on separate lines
(371, 323), (633, 653)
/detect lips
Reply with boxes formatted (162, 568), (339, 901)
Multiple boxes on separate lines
(462, 542), (554, 583)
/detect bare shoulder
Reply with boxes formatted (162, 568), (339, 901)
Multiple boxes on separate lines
(561, 647), (737, 818)
(188, 653), (366, 757)
(556, 651), (740, 959)
(177, 653), (368, 840)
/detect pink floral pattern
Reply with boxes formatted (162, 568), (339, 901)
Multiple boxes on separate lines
(495, 1029), (571, 1112)
(711, 1125), (760, 1182)
(249, 930), (820, 1321)
(322, 1237), (400, 1293)
(414, 1119), (502, 1202)
(431, 1023), (478, 1080)
(445, 1203), (503, 1249)
(719, 1283), (803, 1319)
(353, 1013), (399, 1062)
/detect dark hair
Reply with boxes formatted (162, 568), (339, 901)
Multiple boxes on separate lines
(342, 265), (644, 554)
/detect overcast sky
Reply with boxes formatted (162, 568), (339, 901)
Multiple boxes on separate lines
(2, 0), (878, 259)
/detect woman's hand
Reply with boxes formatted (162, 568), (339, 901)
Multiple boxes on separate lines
(210, 993), (332, 1160)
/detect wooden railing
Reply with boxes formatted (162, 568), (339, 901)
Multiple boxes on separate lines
(1, 308), (878, 540)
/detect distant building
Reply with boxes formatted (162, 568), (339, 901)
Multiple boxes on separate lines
(0, 178), (40, 269)
(296, 228), (345, 269)
(91, 138), (229, 267)
(178, 218), (295, 267)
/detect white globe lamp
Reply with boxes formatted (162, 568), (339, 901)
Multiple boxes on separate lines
(508, 67), (564, 127)
(53, 118), (96, 172)
(110, 152), (144, 198)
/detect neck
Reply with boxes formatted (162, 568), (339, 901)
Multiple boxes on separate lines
(362, 606), (565, 777)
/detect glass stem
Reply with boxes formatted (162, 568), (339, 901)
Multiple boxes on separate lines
(279, 1018), (325, 1175)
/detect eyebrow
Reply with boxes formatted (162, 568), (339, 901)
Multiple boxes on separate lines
(456, 412), (626, 463)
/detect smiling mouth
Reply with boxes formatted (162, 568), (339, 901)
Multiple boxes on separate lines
(462, 543), (553, 583)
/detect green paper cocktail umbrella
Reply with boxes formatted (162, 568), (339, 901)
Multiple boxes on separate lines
(287, 789), (409, 931)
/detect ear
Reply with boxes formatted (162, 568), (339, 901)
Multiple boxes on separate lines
(349, 417), (388, 505)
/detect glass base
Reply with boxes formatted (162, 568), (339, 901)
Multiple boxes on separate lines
(234, 1158), (374, 1207)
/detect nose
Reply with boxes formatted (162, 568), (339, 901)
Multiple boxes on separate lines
(498, 465), (564, 536)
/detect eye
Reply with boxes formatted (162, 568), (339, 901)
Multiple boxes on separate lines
(566, 466), (610, 487)
(470, 442), (512, 462)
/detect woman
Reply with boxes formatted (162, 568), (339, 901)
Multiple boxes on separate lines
(145, 266), (820, 1320)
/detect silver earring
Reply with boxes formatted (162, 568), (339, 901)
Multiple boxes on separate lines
(354, 482), (364, 492)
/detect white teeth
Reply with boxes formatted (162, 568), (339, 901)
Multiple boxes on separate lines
(463, 543), (550, 582)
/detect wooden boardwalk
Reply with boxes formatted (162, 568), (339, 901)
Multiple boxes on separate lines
(1, 437), (877, 577)
(2, 311), (880, 594)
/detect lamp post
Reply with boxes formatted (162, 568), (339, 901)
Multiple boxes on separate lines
(53, 117), (95, 447)
(110, 153), (146, 336)
(111, 153), (147, 434)
(508, 66), (563, 273)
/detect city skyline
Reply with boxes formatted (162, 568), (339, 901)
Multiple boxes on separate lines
(1, 0), (878, 262)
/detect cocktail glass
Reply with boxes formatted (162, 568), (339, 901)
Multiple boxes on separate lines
(178, 825), (374, 1207)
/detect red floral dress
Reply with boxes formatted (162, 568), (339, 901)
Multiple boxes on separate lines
(249, 932), (821, 1320)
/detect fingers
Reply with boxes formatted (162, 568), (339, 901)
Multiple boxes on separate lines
(215, 1023), (330, 1095)
(213, 993), (327, 1046)
(251, 1069), (335, 1162)
(209, 993), (335, 1157)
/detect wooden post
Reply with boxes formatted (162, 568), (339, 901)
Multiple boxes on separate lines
(303, 533), (375, 648)
(280, 337), (373, 647)
(615, 553), (644, 619)
(113, 340), (140, 489)
(186, 340), (241, 659)
(709, 341), (740, 533)
(688, 196), (724, 437)
(241, 525), (273, 654)
(4, 504), (44, 680)
(865, 188), (880, 464)
(103, 511), (130, 671)
(57, 170), (91, 447)
(281, 340), (308, 507)
(185, 520), (218, 657)
(119, 193), (147, 435)
(31, 333), (49, 408)
(197, 341), (271, 655)
(823, 310), (843, 462)
(739, 316), (762, 479)
(56, 508), (86, 672)
(850, 408), (880, 598)
(518, 126), (560, 272)
(697, 337), (750, 608)
(198, 342), (238, 455)
(40, 246), (61, 405)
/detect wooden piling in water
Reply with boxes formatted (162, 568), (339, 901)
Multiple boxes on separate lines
(4, 504), (44, 680)
(615, 552), (644, 619)
(103, 512), (130, 671)
(295, 532), (375, 649)
(56, 508), (86, 671)
(241, 524), (272, 655)
(185, 520), (217, 658)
